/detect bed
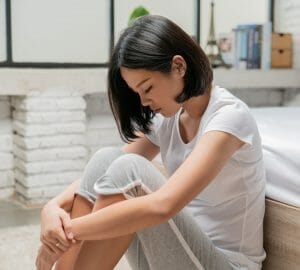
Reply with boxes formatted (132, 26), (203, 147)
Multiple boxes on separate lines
(251, 107), (300, 270)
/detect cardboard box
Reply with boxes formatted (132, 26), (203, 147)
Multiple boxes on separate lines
(272, 33), (292, 49)
(271, 49), (292, 68)
(271, 33), (292, 68)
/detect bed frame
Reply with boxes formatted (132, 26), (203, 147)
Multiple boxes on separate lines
(262, 198), (300, 270)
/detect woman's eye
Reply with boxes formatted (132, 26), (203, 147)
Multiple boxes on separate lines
(144, 86), (152, 94)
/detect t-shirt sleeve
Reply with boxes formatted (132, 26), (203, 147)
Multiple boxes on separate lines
(203, 104), (257, 147)
(144, 114), (164, 147)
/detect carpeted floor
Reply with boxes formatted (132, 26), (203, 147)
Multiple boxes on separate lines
(0, 224), (131, 270)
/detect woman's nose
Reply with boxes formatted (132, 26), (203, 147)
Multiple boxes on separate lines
(140, 94), (151, 107)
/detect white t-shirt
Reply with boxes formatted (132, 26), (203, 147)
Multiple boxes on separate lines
(146, 85), (266, 269)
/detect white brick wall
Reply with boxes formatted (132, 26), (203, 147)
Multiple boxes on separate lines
(0, 97), (14, 199)
(11, 96), (86, 111)
(13, 121), (86, 137)
(85, 93), (123, 157)
(13, 110), (85, 123)
(0, 134), (13, 152)
(14, 134), (86, 149)
(86, 114), (123, 158)
(11, 91), (88, 205)
(0, 91), (123, 204)
(14, 169), (82, 187)
(85, 93), (123, 158)
(0, 100), (11, 119)
(85, 93), (111, 116)
(14, 145), (87, 162)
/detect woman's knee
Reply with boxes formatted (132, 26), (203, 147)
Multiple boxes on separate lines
(105, 154), (152, 183)
(94, 154), (165, 198)
(76, 146), (125, 203)
(85, 147), (125, 173)
(110, 153), (149, 171)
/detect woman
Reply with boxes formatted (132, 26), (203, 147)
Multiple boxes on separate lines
(36, 15), (266, 270)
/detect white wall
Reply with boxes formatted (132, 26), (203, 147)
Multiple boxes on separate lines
(200, 0), (270, 47)
(114, 0), (196, 41)
(274, 0), (300, 68)
(11, 0), (110, 63)
(0, 0), (6, 62)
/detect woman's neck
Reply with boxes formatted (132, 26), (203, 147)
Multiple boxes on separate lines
(181, 87), (212, 120)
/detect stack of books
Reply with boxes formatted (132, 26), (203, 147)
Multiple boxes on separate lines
(217, 22), (272, 70)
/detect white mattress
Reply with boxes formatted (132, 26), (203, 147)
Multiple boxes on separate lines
(250, 107), (300, 208)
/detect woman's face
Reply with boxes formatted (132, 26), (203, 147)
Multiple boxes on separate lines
(120, 58), (186, 117)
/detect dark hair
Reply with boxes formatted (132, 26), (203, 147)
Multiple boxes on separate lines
(108, 15), (213, 142)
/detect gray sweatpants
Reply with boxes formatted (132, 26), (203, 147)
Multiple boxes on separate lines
(76, 147), (238, 270)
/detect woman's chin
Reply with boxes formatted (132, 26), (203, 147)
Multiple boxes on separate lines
(159, 110), (175, 118)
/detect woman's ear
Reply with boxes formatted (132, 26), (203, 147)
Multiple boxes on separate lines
(171, 55), (186, 77)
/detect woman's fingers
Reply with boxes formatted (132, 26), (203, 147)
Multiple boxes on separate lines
(41, 235), (68, 253)
(55, 210), (72, 246)
(61, 212), (77, 244)
(41, 225), (70, 251)
(49, 239), (69, 253)
(35, 245), (57, 270)
(48, 234), (70, 251)
(40, 202), (72, 248)
(60, 211), (73, 239)
(42, 243), (55, 255)
(44, 241), (63, 254)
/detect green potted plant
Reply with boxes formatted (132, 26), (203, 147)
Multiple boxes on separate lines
(128, 5), (150, 26)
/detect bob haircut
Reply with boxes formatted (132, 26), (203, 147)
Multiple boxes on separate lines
(108, 15), (213, 142)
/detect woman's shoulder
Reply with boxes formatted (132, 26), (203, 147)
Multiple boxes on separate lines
(209, 86), (249, 111)
(201, 86), (260, 149)
(205, 86), (254, 124)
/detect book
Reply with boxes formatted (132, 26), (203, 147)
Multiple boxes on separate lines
(233, 24), (255, 69)
(247, 25), (262, 69)
(233, 23), (270, 70)
(217, 32), (235, 67)
(261, 21), (272, 70)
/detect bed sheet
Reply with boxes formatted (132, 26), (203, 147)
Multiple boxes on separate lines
(250, 107), (300, 207)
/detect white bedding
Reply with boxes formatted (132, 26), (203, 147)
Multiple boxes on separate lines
(250, 107), (300, 208)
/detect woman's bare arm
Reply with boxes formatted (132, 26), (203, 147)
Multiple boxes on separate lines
(66, 131), (244, 242)
(122, 132), (160, 160)
(69, 192), (166, 241)
(47, 179), (80, 212)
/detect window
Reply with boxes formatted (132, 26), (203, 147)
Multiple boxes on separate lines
(0, 0), (201, 68)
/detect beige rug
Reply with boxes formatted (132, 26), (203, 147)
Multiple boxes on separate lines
(0, 224), (131, 270)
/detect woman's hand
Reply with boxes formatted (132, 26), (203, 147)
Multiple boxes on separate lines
(35, 244), (61, 270)
(40, 200), (75, 254)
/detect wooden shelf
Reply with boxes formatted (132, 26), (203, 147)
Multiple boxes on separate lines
(213, 69), (300, 89)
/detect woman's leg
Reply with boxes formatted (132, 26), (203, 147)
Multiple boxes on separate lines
(82, 153), (235, 270)
(53, 146), (127, 269)
(73, 193), (135, 270)
(130, 206), (235, 270)
(124, 234), (151, 270)
(55, 193), (135, 270)
(59, 152), (157, 270)
(54, 194), (93, 269)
